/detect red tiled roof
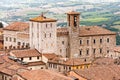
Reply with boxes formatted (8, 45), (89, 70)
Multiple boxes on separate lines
(57, 26), (116, 37)
(11, 49), (42, 58)
(25, 61), (46, 66)
(17, 69), (72, 80)
(43, 53), (58, 60)
(79, 26), (116, 37)
(62, 58), (91, 66)
(0, 53), (28, 76)
(4, 22), (29, 31)
(93, 57), (115, 66)
(30, 15), (57, 22)
(73, 65), (120, 80)
(0, 64), (27, 76)
(67, 11), (80, 15)
(49, 58), (91, 66)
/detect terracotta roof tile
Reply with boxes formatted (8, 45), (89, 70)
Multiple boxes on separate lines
(49, 58), (91, 66)
(67, 11), (80, 15)
(0, 53), (28, 76)
(73, 65), (120, 80)
(30, 15), (57, 22)
(43, 53), (58, 60)
(11, 49), (42, 58)
(93, 57), (115, 66)
(62, 58), (91, 66)
(25, 61), (46, 66)
(79, 26), (116, 36)
(17, 69), (72, 80)
(0, 64), (27, 76)
(57, 26), (116, 37)
(4, 22), (29, 31)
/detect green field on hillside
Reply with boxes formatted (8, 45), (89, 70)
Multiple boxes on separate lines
(113, 21), (120, 25)
(111, 25), (120, 30)
(81, 17), (109, 22)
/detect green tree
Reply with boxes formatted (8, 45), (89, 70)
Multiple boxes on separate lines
(0, 22), (3, 28)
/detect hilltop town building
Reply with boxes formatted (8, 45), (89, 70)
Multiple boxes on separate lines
(3, 22), (29, 50)
(1, 11), (118, 80)
(3, 11), (116, 60)
(29, 11), (116, 60)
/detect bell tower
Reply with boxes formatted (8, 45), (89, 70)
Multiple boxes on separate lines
(67, 11), (80, 58)
(67, 11), (80, 30)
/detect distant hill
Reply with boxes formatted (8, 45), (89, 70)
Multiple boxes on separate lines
(1, 0), (120, 4)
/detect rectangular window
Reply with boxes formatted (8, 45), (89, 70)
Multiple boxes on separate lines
(21, 58), (23, 61)
(86, 49), (89, 55)
(80, 40), (82, 45)
(37, 56), (39, 59)
(107, 50), (109, 53)
(80, 50), (82, 56)
(87, 40), (89, 45)
(107, 38), (109, 43)
(100, 48), (102, 53)
(14, 38), (16, 42)
(62, 41), (64, 45)
(29, 57), (32, 60)
(93, 39), (96, 44)
(44, 33), (46, 38)
(100, 39), (102, 43)
(18, 42), (21, 45)
(93, 48), (96, 54)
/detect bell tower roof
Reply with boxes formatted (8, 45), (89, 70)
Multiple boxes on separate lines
(67, 11), (80, 28)
(67, 11), (80, 15)
(30, 14), (57, 22)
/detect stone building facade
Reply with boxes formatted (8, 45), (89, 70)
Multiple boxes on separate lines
(56, 11), (116, 59)
(3, 22), (29, 50)
(3, 11), (116, 60)
(29, 15), (57, 54)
